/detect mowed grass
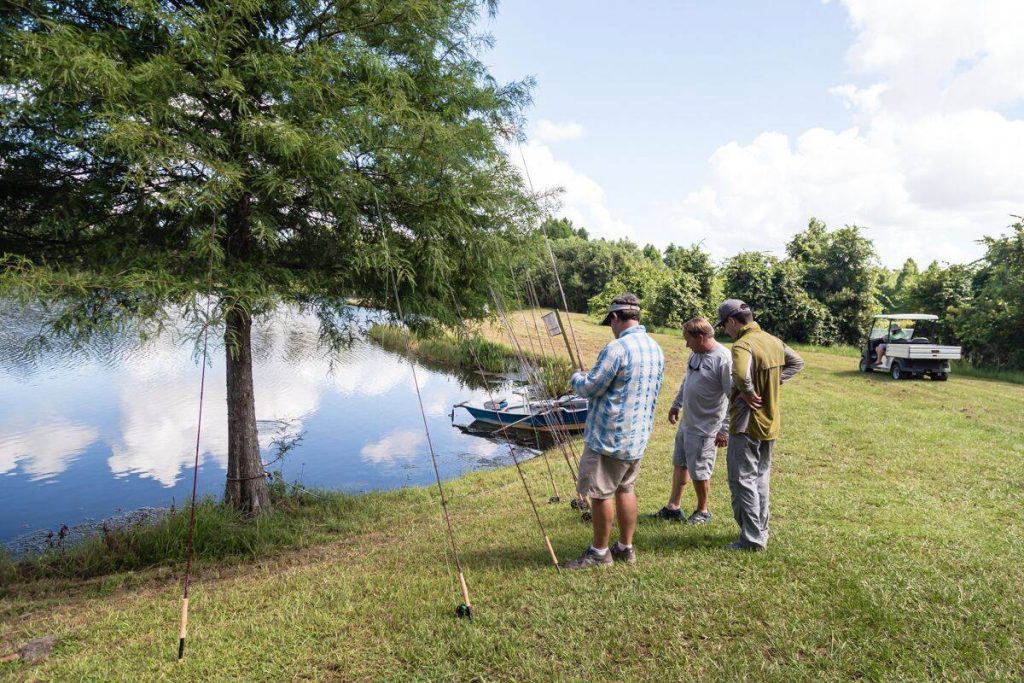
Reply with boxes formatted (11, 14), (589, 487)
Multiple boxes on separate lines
(2, 312), (1023, 681)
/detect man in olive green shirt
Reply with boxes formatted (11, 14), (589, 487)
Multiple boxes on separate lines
(716, 299), (804, 551)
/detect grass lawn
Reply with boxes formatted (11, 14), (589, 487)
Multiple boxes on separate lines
(2, 312), (1023, 681)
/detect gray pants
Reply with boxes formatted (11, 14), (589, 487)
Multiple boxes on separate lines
(726, 433), (774, 548)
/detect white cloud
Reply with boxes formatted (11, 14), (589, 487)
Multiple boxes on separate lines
(533, 119), (585, 143)
(516, 138), (639, 242)
(667, 0), (1024, 266)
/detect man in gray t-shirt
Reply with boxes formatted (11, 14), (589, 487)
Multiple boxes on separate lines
(651, 317), (731, 525)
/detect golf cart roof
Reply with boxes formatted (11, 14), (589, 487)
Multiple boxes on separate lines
(873, 313), (939, 321)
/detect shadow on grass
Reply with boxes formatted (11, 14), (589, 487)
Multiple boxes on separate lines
(457, 524), (736, 572)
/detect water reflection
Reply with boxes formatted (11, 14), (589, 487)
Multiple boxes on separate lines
(360, 428), (426, 466)
(0, 305), (533, 543)
(0, 419), (99, 481)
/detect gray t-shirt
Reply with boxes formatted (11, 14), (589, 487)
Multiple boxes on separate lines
(671, 342), (732, 436)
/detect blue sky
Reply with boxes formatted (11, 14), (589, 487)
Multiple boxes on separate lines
(477, 1), (1024, 267)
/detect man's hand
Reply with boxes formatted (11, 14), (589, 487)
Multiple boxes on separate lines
(668, 406), (680, 425)
(714, 431), (728, 448)
(740, 391), (762, 410)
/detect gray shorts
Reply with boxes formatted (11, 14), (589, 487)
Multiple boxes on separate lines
(672, 428), (717, 481)
(576, 447), (641, 500)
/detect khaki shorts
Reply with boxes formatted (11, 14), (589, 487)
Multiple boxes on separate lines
(576, 447), (641, 500)
(672, 428), (717, 481)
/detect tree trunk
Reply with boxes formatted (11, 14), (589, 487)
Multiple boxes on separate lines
(223, 307), (271, 513)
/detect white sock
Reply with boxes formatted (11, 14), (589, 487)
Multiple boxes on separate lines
(589, 545), (608, 555)
(615, 541), (633, 550)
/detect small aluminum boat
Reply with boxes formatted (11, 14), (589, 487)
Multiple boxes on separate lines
(453, 393), (587, 433)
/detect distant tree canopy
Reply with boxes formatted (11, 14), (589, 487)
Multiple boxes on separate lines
(721, 251), (836, 346)
(785, 218), (878, 345)
(528, 232), (715, 329)
(946, 222), (1024, 369)
(0, 0), (536, 511)
(527, 213), (1021, 369)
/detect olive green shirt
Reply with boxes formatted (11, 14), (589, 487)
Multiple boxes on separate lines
(728, 322), (804, 441)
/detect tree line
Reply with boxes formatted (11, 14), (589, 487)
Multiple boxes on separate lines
(529, 217), (1024, 371)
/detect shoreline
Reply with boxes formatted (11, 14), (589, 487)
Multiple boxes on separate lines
(3, 507), (169, 560)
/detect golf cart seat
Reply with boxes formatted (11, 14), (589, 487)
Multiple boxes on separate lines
(910, 337), (930, 343)
(868, 338), (884, 360)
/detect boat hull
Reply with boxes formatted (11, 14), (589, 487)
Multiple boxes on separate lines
(461, 404), (587, 432)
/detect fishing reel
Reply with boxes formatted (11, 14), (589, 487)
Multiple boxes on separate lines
(456, 603), (473, 619)
(548, 496), (560, 504)
(580, 510), (592, 522)
(570, 498), (584, 510)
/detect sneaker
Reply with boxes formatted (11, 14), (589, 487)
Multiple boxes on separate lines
(724, 540), (765, 552)
(610, 542), (636, 565)
(686, 510), (713, 525)
(650, 506), (684, 521)
(563, 546), (614, 571)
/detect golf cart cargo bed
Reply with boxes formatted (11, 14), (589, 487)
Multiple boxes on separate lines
(886, 345), (962, 360)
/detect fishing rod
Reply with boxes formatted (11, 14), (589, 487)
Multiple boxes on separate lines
(490, 288), (591, 520)
(515, 141), (587, 370)
(376, 198), (474, 618)
(522, 275), (584, 476)
(504, 268), (571, 503)
(504, 261), (585, 483)
(179, 244), (216, 660)
(439, 274), (561, 571)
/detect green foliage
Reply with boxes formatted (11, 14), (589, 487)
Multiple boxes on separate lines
(534, 355), (575, 399)
(368, 323), (511, 374)
(533, 237), (641, 312)
(1, 490), (371, 584)
(0, 0), (535, 335)
(663, 242), (716, 315)
(647, 271), (704, 330)
(722, 252), (837, 345)
(541, 217), (587, 241)
(786, 218), (879, 344)
(905, 261), (975, 344)
(955, 221), (1024, 369)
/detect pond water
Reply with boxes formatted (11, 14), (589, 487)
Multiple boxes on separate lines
(0, 306), (535, 546)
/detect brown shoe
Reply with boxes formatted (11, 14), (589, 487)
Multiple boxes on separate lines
(563, 547), (613, 570)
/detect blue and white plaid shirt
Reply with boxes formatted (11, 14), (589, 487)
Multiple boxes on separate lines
(570, 325), (665, 461)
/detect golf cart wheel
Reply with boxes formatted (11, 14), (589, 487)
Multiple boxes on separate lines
(891, 362), (904, 380)
(931, 372), (949, 382)
(859, 357), (873, 373)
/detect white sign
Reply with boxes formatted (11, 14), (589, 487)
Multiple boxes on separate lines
(542, 312), (561, 337)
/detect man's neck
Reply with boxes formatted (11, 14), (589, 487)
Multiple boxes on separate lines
(615, 321), (640, 338)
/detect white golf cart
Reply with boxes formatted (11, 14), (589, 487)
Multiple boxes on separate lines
(859, 314), (962, 381)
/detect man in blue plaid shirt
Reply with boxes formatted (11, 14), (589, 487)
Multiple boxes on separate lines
(564, 293), (665, 570)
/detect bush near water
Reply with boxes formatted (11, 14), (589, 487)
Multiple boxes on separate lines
(368, 323), (574, 398)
